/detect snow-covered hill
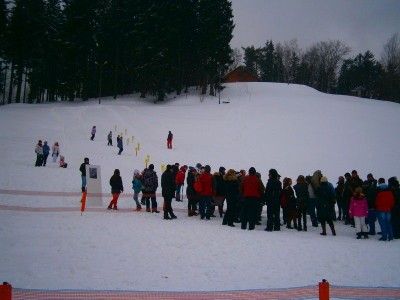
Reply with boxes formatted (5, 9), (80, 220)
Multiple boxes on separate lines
(0, 82), (399, 291)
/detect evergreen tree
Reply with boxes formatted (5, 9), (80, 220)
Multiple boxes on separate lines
(0, 0), (9, 105)
(197, 0), (234, 95)
(60, 0), (103, 100)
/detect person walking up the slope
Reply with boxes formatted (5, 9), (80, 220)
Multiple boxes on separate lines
(90, 126), (96, 141)
(162, 165), (177, 220)
(117, 135), (123, 155)
(167, 131), (173, 149)
(132, 169), (142, 211)
(34, 140), (44, 167)
(107, 131), (113, 146)
(79, 157), (90, 192)
(108, 169), (124, 210)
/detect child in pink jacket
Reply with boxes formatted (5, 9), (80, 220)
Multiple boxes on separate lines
(349, 187), (369, 239)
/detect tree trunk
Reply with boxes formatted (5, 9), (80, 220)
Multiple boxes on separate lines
(7, 62), (15, 104)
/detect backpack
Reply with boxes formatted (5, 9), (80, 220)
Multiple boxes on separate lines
(194, 179), (203, 193)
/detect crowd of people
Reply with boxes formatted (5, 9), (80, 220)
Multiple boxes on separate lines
(78, 157), (399, 241)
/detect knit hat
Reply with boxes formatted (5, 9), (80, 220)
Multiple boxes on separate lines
(269, 168), (279, 177)
(149, 164), (154, 170)
(249, 167), (256, 175)
(320, 176), (328, 183)
(133, 169), (140, 175)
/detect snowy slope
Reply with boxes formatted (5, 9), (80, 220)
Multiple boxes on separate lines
(0, 82), (399, 291)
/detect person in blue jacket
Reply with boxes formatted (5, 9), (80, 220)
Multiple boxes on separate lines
(42, 141), (50, 166)
(132, 169), (142, 211)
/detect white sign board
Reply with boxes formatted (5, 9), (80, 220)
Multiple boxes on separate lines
(85, 164), (103, 207)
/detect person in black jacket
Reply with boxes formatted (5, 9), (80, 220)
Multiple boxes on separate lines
(186, 167), (198, 216)
(294, 175), (309, 231)
(363, 173), (378, 235)
(161, 165), (177, 219)
(264, 168), (282, 232)
(211, 167), (226, 217)
(389, 177), (400, 239)
(316, 176), (336, 236)
(222, 169), (240, 227)
(107, 169), (124, 210)
(142, 164), (159, 213)
(79, 157), (89, 193)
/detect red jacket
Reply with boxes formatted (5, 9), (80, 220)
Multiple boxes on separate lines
(199, 172), (213, 196)
(375, 189), (395, 212)
(175, 170), (186, 185)
(241, 175), (263, 198)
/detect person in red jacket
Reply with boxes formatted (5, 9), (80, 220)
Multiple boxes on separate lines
(240, 167), (264, 230)
(375, 178), (395, 241)
(175, 165), (187, 202)
(198, 165), (214, 220)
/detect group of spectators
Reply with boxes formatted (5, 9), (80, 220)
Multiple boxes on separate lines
(78, 157), (399, 241)
(34, 140), (64, 167)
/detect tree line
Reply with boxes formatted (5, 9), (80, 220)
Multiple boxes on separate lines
(1, 0), (399, 104)
(241, 35), (400, 103)
(0, 0), (234, 103)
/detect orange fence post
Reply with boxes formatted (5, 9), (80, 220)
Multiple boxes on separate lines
(80, 191), (87, 215)
(0, 282), (12, 300)
(319, 279), (329, 300)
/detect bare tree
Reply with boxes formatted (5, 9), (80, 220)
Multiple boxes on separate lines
(276, 39), (301, 83)
(304, 40), (351, 93)
(381, 33), (400, 73)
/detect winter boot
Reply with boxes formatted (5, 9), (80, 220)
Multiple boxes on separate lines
(329, 223), (336, 236)
(113, 206), (118, 210)
(146, 208), (151, 212)
(135, 205), (142, 211)
(188, 210), (193, 217)
(152, 208), (160, 213)
(363, 232), (369, 239)
(320, 224), (327, 236)
(107, 205), (112, 210)
(356, 232), (362, 239)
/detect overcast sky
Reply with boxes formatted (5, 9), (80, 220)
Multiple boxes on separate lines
(230, 0), (400, 59)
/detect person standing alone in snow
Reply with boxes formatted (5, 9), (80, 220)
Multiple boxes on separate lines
(167, 131), (173, 149)
(79, 157), (89, 192)
(90, 126), (96, 141)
